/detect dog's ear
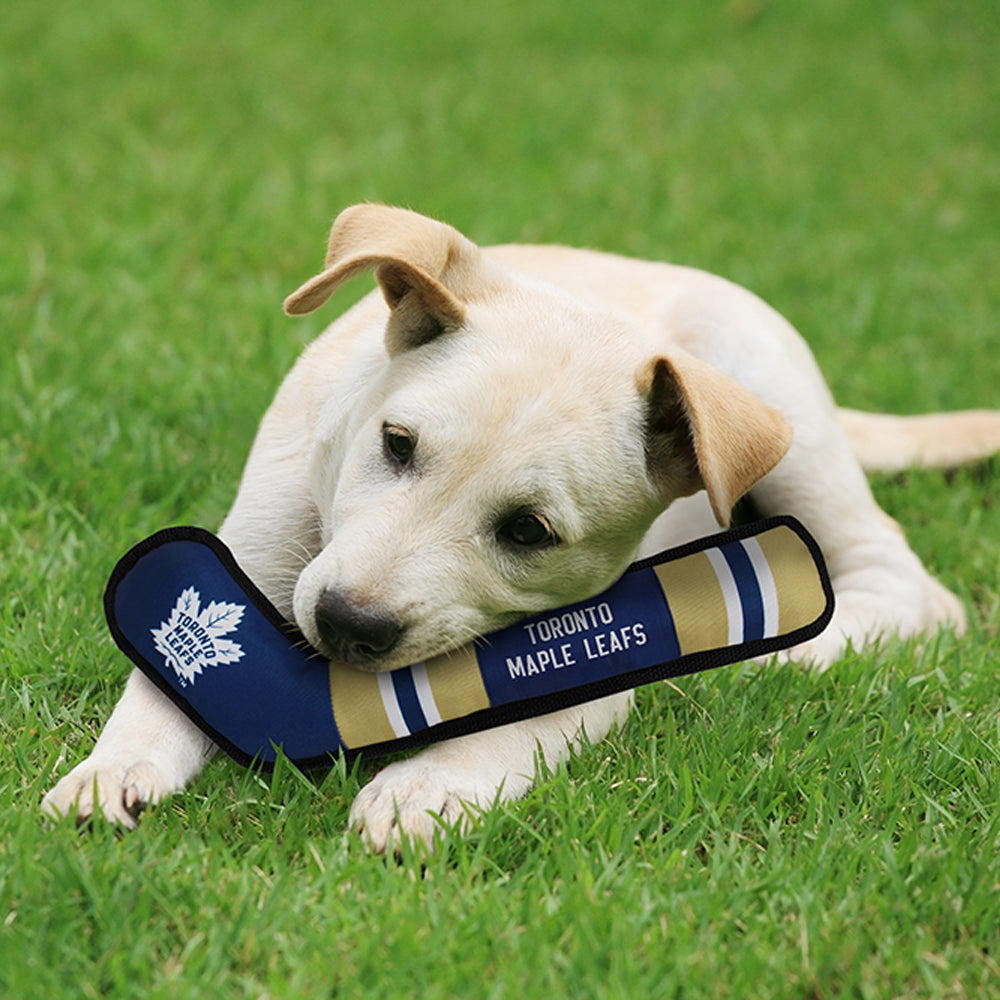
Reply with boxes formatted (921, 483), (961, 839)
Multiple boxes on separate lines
(641, 353), (792, 526)
(284, 204), (500, 353)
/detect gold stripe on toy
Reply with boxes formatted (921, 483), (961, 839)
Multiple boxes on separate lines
(328, 661), (396, 748)
(756, 525), (828, 634)
(653, 549), (729, 654)
(424, 644), (490, 721)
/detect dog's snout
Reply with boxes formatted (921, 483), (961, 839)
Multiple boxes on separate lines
(314, 589), (403, 665)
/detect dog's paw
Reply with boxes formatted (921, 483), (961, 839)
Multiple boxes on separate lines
(773, 629), (848, 671)
(776, 577), (970, 672)
(349, 759), (498, 855)
(41, 757), (175, 830)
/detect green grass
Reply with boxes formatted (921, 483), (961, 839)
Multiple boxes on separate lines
(2, 0), (999, 996)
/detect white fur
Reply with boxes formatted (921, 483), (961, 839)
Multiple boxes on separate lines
(43, 206), (1000, 851)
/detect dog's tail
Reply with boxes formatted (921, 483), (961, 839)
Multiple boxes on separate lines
(838, 407), (1000, 472)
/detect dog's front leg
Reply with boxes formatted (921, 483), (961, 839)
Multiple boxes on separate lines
(42, 407), (319, 828)
(41, 668), (214, 827)
(348, 691), (633, 853)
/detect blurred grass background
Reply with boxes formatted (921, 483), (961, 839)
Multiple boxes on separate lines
(2, 1), (999, 997)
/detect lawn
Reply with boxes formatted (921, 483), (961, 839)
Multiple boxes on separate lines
(2, 0), (999, 997)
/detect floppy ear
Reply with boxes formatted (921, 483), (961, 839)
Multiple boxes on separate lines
(283, 204), (500, 353)
(641, 352), (793, 526)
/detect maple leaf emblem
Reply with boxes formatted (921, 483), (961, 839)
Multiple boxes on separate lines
(151, 586), (246, 686)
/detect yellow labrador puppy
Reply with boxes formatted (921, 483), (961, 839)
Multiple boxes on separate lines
(43, 205), (1000, 851)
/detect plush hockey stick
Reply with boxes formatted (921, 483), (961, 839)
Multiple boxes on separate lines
(104, 516), (833, 771)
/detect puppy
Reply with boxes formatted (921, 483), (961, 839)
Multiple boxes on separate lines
(43, 205), (1000, 851)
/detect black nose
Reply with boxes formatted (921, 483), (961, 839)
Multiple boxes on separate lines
(314, 589), (403, 665)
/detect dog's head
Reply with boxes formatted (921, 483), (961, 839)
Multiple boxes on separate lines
(283, 205), (791, 669)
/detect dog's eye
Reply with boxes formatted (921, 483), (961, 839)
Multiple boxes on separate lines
(497, 513), (558, 551)
(383, 424), (416, 469)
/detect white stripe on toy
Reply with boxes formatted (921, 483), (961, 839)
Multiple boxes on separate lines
(411, 662), (442, 727)
(705, 546), (743, 644)
(377, 670), (409, 738)
(742, 537), (779, 639)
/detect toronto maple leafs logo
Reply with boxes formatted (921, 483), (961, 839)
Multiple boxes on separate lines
(151, 587), (246, 686)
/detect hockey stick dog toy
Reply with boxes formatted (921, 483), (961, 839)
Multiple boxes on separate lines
(105, 516), (833, 771)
